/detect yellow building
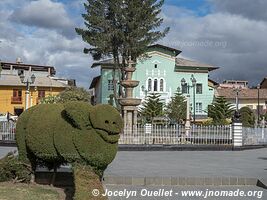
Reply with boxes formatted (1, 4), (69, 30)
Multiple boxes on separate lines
(0, 61), (70, 116)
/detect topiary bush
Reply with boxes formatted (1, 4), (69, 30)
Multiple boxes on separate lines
(73, 163), (106, 200)
(15, 102), (123, 199)
(0, 151), (31, 183)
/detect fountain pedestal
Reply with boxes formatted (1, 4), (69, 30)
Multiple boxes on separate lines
(118, 59), (141, 131)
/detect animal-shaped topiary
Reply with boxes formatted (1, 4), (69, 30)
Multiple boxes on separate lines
(16, 102), (123, 200)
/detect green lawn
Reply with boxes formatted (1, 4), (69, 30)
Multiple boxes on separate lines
(0, 183), (61, 200)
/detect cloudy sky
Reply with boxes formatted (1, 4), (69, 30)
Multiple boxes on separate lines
(0, 0), (267, 88)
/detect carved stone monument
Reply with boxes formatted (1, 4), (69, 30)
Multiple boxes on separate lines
(119, 58), (141, 132)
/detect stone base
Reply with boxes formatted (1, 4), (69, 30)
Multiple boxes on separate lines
(122, 106), (138, 131)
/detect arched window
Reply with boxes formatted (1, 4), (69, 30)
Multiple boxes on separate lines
(148, 79), (152, 91)
(154, 79), (158, 91)
(160, 79), (164, 92)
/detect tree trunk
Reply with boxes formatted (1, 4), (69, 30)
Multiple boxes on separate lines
(50, 164), (57, 186)
(73, 163), (107, 200)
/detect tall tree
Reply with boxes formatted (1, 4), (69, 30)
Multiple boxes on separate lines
(139, 93), (163, 123)
(76, 0), (169, 105)
(208, 96), (235, 125)
(165, 93), (186, 123)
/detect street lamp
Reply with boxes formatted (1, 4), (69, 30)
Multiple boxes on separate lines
(141, 85), (148, 97)
(20, 73), (36, 110)
(181, 74), (197, 123)
(257, 84), (260, 125)
(233, 85), (242, 111)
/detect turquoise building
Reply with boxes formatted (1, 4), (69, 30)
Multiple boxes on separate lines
(89, 44), (218, 120)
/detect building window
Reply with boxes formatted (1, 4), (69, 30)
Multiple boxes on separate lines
(196, 83), (202, 94)
(18, 69), (24, 76)
(38, 90), (45, 98)
(108, 80), (114, 91)
(181, 83), (188, 94)
(154, 79), (158, 91)
(148, 79), (152, 91)
(160, 79), (164, 92)
(11, 89), (22, 104)
(154, 64), (158, 68)
(196, 102), (202, 113)
(13, 89), (22, 98)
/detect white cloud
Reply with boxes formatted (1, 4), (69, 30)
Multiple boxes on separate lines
(10, 0), (76, 38)
(209, 0), (267, 22)
(2, 1), (267, 88)
(160, 5), (267, 85)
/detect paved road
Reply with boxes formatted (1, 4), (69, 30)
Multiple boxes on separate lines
(104, 185), (266, 200)
(0, 146), (17, 158)
(105, 149), (267, 181)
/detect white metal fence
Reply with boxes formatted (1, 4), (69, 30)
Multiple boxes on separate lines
(119, 124), (232, 145)
(1, 121), (267, 146)
(243, 127), (267, 145)
(0, 121), (16, 141)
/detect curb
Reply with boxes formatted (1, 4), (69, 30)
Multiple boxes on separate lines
(103, 176), (266, 187)
(118, 144), (267, 151)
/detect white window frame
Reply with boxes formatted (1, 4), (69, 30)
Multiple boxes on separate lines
(196, 102), (203, 113)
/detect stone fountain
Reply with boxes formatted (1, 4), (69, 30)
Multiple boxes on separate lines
(119, 58), (141, 131)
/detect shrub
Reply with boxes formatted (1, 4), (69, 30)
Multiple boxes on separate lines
(240, 107), (255, 127)
(0, 152), (31, 183)
(16, 102), (123, 198)
(73, 163), (106, 200)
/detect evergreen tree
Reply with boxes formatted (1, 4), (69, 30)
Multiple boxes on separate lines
(165, 93), (186, 123)
(139, 93), (163, 123)
(76, 0), (169, 104)
(240, 107), (255, 127)
(208, 96), (235, 125)
(41, 87), (91, 104)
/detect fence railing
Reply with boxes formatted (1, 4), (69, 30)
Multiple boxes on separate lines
(1, 121), (267, 146)
(243, 127), (267, 145)
(119, 124), (232, 145)
(0, 121), (16, 142)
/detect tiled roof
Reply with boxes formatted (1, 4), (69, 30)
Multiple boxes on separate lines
(216, 88), (267, 100)
(148, 44), (182, 56)
(175, 58), (218, 71)
(89, 76), (101, 89)
(91, 59), (114, 68)
(0, 74), (69, 88)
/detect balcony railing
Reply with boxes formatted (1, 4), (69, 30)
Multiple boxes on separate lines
(11, 96), (22, 104)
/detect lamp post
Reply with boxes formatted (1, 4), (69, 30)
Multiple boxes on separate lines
(178, 86), (191, 136)
(141, 85), (148, 97)
(20, 73), (36, 110)
(233, 85), (242, 112)
(181, 74), (197, 123)
(257, 84), (260, 125)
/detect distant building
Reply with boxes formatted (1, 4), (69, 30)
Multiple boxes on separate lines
(89, 44), (218, 120)
(219, 80), (248, 89)
(260, 77), (267, 89)
(0, 60), (73, 116)
(216, 87), (267, 115)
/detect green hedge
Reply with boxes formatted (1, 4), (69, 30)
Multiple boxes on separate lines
(15, 102), (123, 192)
(0, 152), (31, 183)
(240, 107), (255, 127)
(73, 163), (107, 200)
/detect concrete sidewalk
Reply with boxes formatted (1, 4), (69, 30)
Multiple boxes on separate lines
(104, 149), (267, 187)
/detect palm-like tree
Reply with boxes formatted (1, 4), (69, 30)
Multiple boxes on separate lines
(139, 93), (163, 123)
(208, 96), (235, 125)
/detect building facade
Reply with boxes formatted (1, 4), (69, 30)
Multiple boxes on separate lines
(0, 61), (70, 116)
(90, 44), (218, 120)
(216, 87), (267, 116)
